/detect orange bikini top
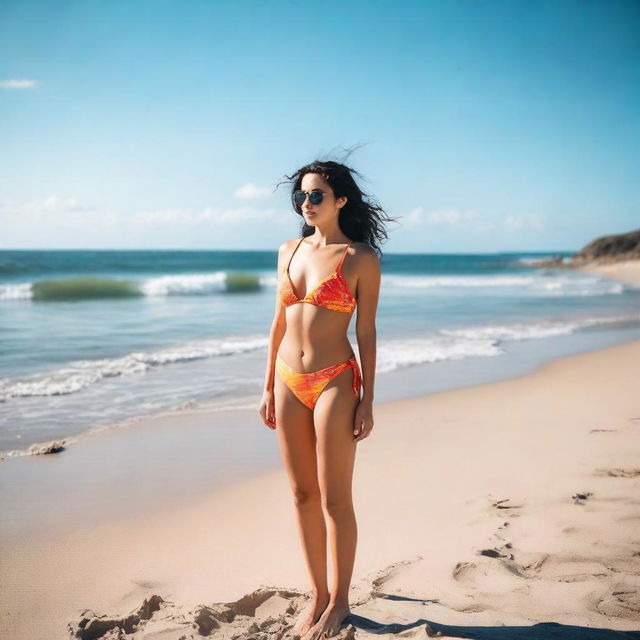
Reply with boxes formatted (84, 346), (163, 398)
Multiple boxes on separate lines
(280, 237), (357, 313)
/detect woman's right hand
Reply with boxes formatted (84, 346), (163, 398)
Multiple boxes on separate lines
(258, 389), (276, 430)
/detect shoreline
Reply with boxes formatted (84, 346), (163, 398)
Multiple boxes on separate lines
(2, 337), (640, 637)
(2, 257), (639, 462)
(575, 258), (640, 286)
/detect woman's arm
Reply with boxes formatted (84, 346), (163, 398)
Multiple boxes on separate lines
(354, 245), (381, 405)
(263, 242), (288, 393)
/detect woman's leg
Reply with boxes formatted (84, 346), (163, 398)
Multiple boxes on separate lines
(307, 366), (359, 639)
(274, 371), (331, 635)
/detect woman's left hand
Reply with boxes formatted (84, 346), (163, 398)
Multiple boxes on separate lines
(353, 400), (374, 441)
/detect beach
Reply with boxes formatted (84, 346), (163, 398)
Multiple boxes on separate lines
(577, 259), (640, 287)
(1, 263), (639, 639)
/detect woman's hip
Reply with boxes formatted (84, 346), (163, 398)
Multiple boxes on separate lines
(276, 350), (358, 376)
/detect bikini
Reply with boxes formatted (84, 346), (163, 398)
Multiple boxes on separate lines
(276, 237), (362, 410)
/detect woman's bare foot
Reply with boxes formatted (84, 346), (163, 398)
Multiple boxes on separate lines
(288, 592), (330, 639)
(305, 600), (350, 640)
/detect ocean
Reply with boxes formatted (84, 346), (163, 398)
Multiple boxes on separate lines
(2, 248), (639, 457)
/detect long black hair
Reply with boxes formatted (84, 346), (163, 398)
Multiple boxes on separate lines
(275, 147), (398, 257)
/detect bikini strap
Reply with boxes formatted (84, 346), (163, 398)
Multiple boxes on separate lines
(286, 237), (305, 272)
(336, 240), (352, 272)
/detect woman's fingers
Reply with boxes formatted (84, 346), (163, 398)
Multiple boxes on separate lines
(259, 403), (275, 429)
(353, 419), (372, 441)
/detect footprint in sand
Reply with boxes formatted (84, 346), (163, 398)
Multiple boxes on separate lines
(454, 497), (550, 584)
(354, 556), (442, 608)
(535, 556), (612, 583)
(572, 491), (593, 505)
(369, 556), (424, 592)
(593, 467), (640, 478)
(484, 545), (549, 579)
(453, 527), (549, 584)
(588, 579), (640, 621)
(487, 495), (525, 516)
(490, 498), (522, 510)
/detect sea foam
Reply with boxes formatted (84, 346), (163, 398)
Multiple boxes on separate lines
(3, 313), (638, 400)
(0, 335), (268, 400)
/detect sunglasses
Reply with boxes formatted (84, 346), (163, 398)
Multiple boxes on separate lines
(292, 189), (328, 207)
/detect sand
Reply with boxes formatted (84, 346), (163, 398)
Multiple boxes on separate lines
(2, 270), (640, 638)
(576, 259), (640, 286)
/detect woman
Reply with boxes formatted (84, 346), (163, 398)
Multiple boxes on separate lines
(258, 158), (393, 639)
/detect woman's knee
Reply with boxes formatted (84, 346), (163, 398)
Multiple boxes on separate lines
(321, 494), (354, 518)
(292, 485), (322, 508)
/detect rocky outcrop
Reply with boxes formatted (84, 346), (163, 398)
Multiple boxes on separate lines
(570, 229), (640, 265)
(517, 229), (640, 269)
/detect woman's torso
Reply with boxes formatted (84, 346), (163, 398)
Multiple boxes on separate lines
(278, 237), (358, 371)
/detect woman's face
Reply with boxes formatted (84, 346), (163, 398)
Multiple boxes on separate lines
(299, 173), (346, 225)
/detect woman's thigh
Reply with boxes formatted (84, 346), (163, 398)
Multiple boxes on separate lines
(274, 373), (320, 500)
(313, 367), (359, 506)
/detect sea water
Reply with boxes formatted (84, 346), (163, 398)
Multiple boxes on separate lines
(1, 248), (639, 456)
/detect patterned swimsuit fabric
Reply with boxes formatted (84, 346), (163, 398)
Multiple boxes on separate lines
(276, 237), (362, 409)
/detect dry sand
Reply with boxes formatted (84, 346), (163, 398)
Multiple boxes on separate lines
(577, 259), (640, 287)
(2, 336), (639, 639)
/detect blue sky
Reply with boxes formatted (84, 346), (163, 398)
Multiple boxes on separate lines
(1, 0), (638, 252)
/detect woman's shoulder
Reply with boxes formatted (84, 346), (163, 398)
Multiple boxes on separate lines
(278, 237), (302, 253)
(351, 241), (380, 262)
(348, 242), (380, 280)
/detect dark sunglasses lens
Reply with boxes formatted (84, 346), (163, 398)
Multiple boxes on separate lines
(309, 191), (324, 205)
(293, 190), (324, 206)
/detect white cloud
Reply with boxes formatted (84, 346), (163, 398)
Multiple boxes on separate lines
(0, 79), (37, 89)
(404, 207), (424, 226)
(0, 197), (118, 229)
(0, 196), (284, 225)
(503, 213), (544, 232)
(403, 208), (493, 231)
(0, 196), (95, 217)
(0, 196), (290, 247)
(131, 206), (282, 227)
(234, 183), (273, 199)
(401, 208), (545, 234)
(425, 209), (481, 226)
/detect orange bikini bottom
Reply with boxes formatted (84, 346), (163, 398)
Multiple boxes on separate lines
(275, 353), (362, 410)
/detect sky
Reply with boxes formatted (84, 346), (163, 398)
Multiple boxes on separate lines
(0, 0), (638, 253)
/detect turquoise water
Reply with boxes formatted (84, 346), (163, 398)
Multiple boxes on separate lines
(1, 248), (639, 456)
